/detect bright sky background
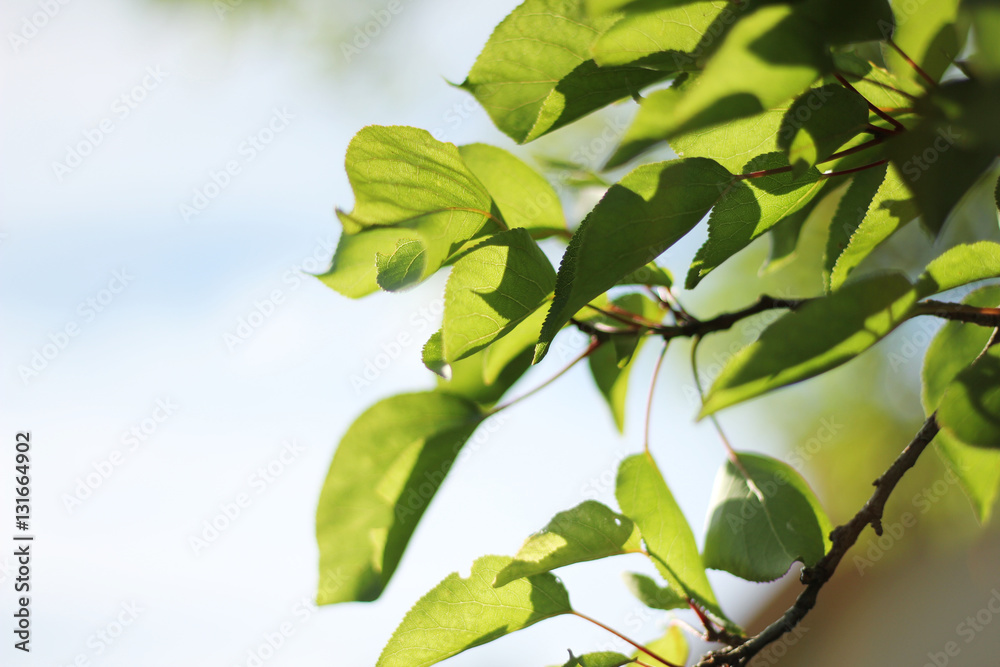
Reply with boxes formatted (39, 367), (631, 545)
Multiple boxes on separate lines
(0, 1), (813, 665)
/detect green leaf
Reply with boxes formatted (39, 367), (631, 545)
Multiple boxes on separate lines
(328, 126), (497, 293)
(458, 143), (568, 237)
(536, 158), (731, 362)
(829, 163), (917, 290)
(623, 572), (688, 611)
(687, 153), (824, 288)
(701, 273), (919, 416)
(422, 330), (448, 378)
(760, 182), (834, 275)
(376, 555), (573, 667)
(965, 0), (1000, 79)
(923, 285), (1000, 522)
(915, 241), (1000, 297)
(590, 1), (731, 68)
(634, 624), (689, 667)
(616, 453), (736, 630)
(885, 0), (963, 87)
(824, 164), (888, 290)
(661, 4), (827, 138)
(703, 452), (833, 582)
(938, 346), (1000, 449)
(609, 78), (788, 171)
(494, 501), (643, 587)
(460, 0), (669, 144)
(442, 228), (556, 362)
(551, 652), (632, 667)
(320, 227), (422, 298)
(316, 392), (483, 604)
(778, 84), (870, 174)
(797, 0), (894, 45)
(833, 54), (923, 108)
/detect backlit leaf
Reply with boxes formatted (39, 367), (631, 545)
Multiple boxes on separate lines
(494, 501), (643, 587)
(377, 555), (573, 667)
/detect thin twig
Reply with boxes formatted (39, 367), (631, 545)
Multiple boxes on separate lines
(887, 37), (937, 88)
(834, 73), (906, 132)
(573, 611), (683, 667)
(489, 337), (601, 414)
(643, 341), (670, 455)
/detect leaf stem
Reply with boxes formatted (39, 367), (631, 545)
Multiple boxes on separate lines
(819, 159), (889, 179)
(834, 73), (906, 132)
(643, 341), (670, 455)
(887, 37), (937, 88)
(488, 337), (601, 415)
(572, 611), (682, 667)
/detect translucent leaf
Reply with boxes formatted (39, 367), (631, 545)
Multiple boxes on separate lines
(422, 330), (449, 378)
(938, 347), (1000, 449)
(459, 0), (669, 144)
(618, 263), (674, 289)
(623, 572), (688, 611)
(701, 274), (919, 416)
(833, 54), (923, 109)
(442, 228), (556, 362)
(829, 163), (916, 290)
(661, 4), (827, 138)
(616, 454), (737, 631)
(494, 501), (643, 587)
(377, 555), (573, 667)
(323, 126), (497, 295)
(316, 392), (483, 604)
(536, 158), (731, 362)
(634, 624), (689, 667)
(965, 0), (1000, 78)
(687, 153), (824, 288)
(703, 452), (833, 582)
(778, 84), (870, 174)
(458, 143), (568, 237)
(591, 1), (731, 68)
(609, 78), (787, 171)
(923, 285), (1000, 522)
(915, 241), (1000, 297)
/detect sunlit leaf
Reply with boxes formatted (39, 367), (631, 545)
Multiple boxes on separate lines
(778, 84), (870, 174)
(494, 501), (643, 587)
(886, 0), (964, 87)
(377, 555), (573, 667)
(458, 143), (568, 237)
(687, 153), (823, 288)
(551, 651), (631, 667)
(536, 158), (731, 362)
(616, 453), (737, 631)
(442, 228), (556, 362)
(460, 0), (669, 144)
(634, 624), (689, 667)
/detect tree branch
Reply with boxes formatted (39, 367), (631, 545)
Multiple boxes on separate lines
(694, 414), (940, 666)
(916, 300), (1000, 327)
